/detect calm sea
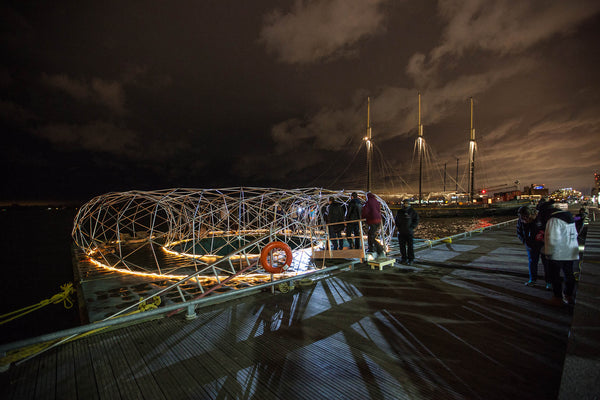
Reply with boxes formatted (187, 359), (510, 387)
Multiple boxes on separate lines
(0, 207), (515, 344)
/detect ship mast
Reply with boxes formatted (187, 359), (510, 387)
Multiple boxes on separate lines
(468, 97), (476, 202)
(366, 97), (373, 192)
(418, 93), (424, 204)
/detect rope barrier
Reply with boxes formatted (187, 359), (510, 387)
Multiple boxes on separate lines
(0, 283), (74, 326)
(0, 294), (162, 368)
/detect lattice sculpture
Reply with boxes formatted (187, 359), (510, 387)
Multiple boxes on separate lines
(72, 188), (394, 281)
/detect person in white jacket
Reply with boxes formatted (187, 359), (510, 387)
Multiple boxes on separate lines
(544, 209), (579, 305)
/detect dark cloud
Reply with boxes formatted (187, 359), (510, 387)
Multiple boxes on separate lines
(1, 0), (599, 204)
(42, 74), (126, 114)
(259, 0), (388, 64)
(36, 121), (137, 155)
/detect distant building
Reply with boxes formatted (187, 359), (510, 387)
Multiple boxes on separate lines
(493, 190), (521, 202)
(592, 173), (599, 204)
(550, 187), (582, 202)
(521, 184), (549, 201)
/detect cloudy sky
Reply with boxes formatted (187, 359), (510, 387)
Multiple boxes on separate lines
(1, 0), (599, 204)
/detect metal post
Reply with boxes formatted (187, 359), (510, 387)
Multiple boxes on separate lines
(186, 304), (197, 320)
(443, 162), (447, 192)
(455, 158), (459, 203)
(366, 97), (372, 192)
(418, 93), (423, 205)
(359, 220), (367, 261)
(469, 97), (476, 203)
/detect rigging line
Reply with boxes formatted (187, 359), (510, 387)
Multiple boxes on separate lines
(476, 135), (512, 188)
(375, 147), (394, 193)
(372, 144), (414, 192)
(422, 142), (451, 190)
(328, 141), (365, 188)
(305, 138), (358, 188)
(371, 145), (393, 191)
(410, 138), (419, 175)
(473, 142), (489, 189)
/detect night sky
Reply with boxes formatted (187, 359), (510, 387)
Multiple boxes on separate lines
(2, 1), (600, 205)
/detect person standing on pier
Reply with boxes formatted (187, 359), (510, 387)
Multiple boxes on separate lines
(395, 199), (419, 265)
(536, 199), (558, 290)
(544, 207), (579, 306)
(362, 192), (385, 259)
(345, 192), (363, 249)
(326, 197), (345, 250)
(517, 206), (549, 287)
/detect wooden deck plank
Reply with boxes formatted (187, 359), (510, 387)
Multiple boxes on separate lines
(164, 319), (247, 399)
(143, 319), (224, 399)
(120, 323), (185, 399)
(34, 347), (56, 400)
(5, 355), (39, 400)
(111, 328), (167, 400)
(55, 342), (77, 400)
(72, 337), (99, 400)
(183, 308), (283, 399)
(86, 336), (121, 399)
(313, 249), (364, 260)
(125, 319), (211, 399)
(196, 294), (357, 399)
(144, 319), (224, 399)
(98, 332), (144, 400)
(311, 330), (411, 398)
(3, 222), (590, 400)
(298, 278), (452, 398)
(190, 308), (292, 398)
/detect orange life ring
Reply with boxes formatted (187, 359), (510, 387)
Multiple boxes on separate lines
(260, 241), (293, 274)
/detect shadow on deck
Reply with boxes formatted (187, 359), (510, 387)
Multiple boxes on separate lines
(2, 219), (600, 399)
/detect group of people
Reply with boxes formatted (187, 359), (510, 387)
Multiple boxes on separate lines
(323, 191), (582, 305)
(322, 192), (419, 264)
(323, 192), (386, 256)
(517, 199), (581, 305)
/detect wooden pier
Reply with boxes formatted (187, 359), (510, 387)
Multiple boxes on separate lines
(2, 217), (599, 399)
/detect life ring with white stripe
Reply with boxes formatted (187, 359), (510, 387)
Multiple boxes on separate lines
(260, 241), (293, 274)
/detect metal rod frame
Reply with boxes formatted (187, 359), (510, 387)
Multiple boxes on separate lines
(73, 187), (395, 286)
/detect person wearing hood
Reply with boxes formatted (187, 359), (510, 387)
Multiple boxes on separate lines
(361, 192), (385, 258)
(395, 199), (419, 265)
(544, 207), (579, 306)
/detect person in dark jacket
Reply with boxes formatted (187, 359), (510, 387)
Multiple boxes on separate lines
(395, 199), (419, 265)
(517, 206), (546, 287)
(326, 197), (345, 250)
(574, 207), (588, 239)
(361, 192), (385, 258)
(345, 192), (363, 249)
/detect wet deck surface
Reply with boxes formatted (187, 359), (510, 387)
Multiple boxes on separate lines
(2, 220), (599, 399)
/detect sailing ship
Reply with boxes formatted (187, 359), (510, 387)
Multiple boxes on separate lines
(364, 94), (529, 217)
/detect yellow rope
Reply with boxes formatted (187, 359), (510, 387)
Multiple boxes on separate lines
(0, 283), (74, 326)
(0, 295), (162, 367)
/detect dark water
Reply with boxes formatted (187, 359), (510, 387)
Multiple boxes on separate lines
(0, 207), (515, 344)
(414, 215), (516, 239)
(0, 207), (80, 344)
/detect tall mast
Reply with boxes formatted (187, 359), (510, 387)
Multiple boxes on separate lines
(443, 162), (447, 192)
(468, 97), (476, 202)
(418, 92), (424, 204)
(366, 97), (373, 192)
(455, 158), (459, 203)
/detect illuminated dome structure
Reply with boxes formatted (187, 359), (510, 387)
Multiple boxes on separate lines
(72, 187), (394, 286)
